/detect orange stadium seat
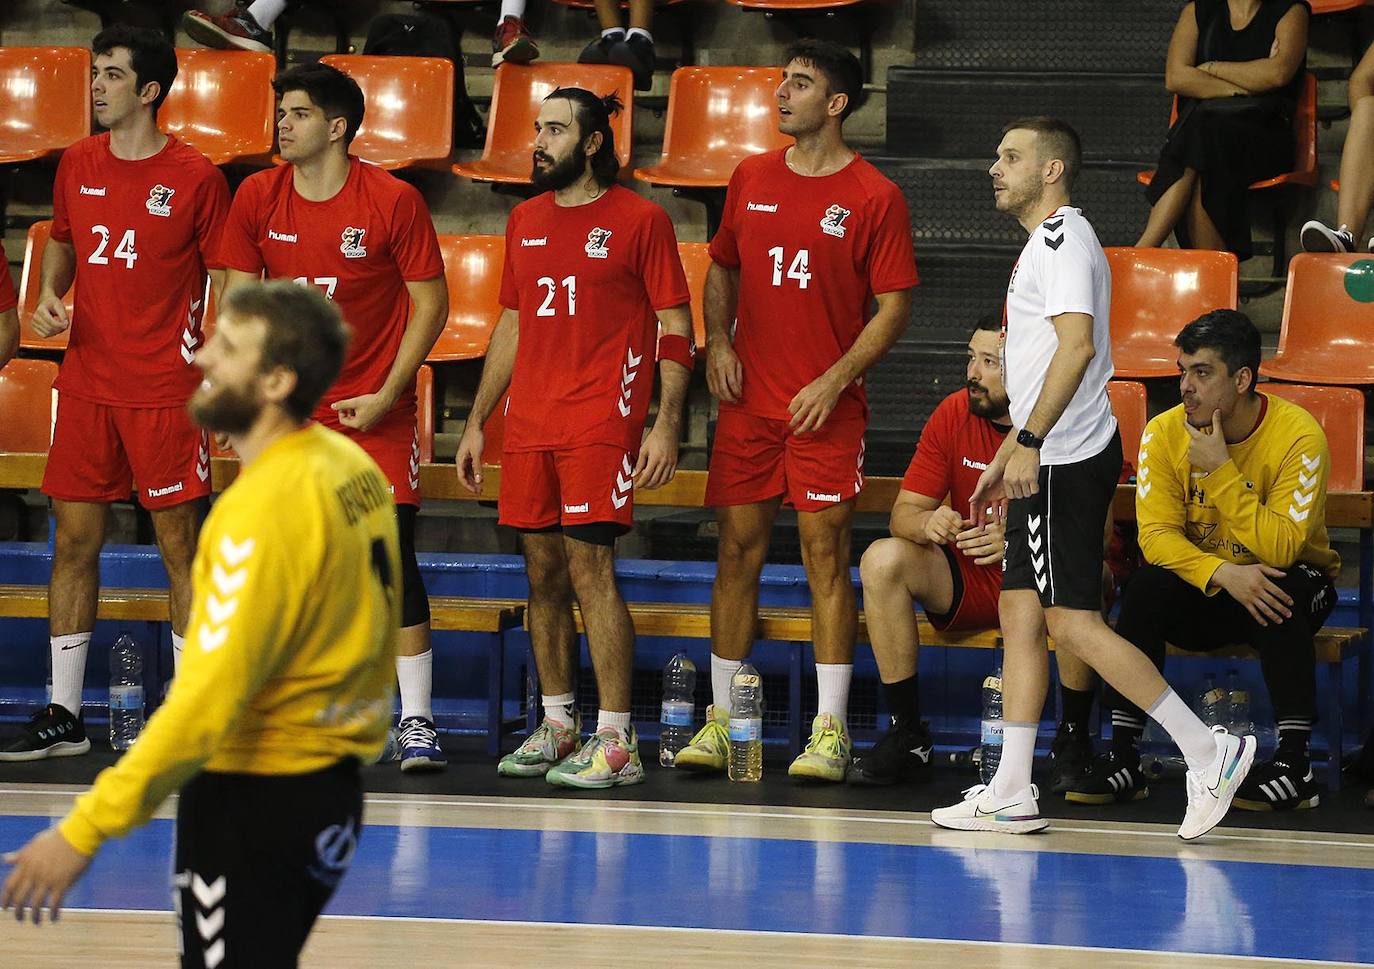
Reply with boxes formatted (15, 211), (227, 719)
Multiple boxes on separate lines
(320, 54), (454, 170)
(1261, 383), (1365, 491)
(0, 47), (91, 165)
(0, 359), (58, 453)
(635, 67), (792, 189)
(453, 63), (633, 185)
(416, 363), (436, 464)
(1104, 247), (1238, 379)
(160, 49), (275, 166)
(1308, 0), (1373, 11)
(676, 241), (711, 351)
(430, 235), (505, 361)
(1261, 253), (1374, 385)
(18, 221), (73, 351)
(1106, 380), (1148, 462)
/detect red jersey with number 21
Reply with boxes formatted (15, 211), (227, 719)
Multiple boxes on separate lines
(216, 158), (445, 416)
(709, 149), (918, 424)
(500, 185), (689, 453)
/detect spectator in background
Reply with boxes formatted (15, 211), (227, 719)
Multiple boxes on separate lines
(1302, 41), (1374, 253)
(493, 0), (539, 68)
(182, 0), (286, 53)
(1135, 0), (1309, 260)
(577, 0), (657, 92)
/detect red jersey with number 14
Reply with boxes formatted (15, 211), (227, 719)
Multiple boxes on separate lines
(709, 149), (918, 424)
(499, 185), (689, 453)
(51, 133), (229, 406)
(216, 158), (445, 415)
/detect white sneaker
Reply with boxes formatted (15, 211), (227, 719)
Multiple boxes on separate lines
(1300, 220), (1356, 254)
(1178, 726), (1256, 841)
(930, 783), (1049, 834)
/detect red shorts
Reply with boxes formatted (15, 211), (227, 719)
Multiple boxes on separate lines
(42, 394), (209, 510)
(927, 543), (1002, 632)
(706, 409), (866, 513)
(318, 404), (420, 506)
(499, 445), (636, 530)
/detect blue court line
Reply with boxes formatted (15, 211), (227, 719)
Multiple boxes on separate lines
(1, 814), (1369, 964)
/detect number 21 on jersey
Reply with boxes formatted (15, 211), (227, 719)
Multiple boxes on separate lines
(768, 247), (811, 289)
(537, 275), (576, 316)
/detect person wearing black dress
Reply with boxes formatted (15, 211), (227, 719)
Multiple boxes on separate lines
(1137, 0), (1310, 259)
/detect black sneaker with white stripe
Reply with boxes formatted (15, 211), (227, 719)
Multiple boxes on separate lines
(1064, 751), (1149, 805)
(849, 719), (933, 786)
(1233, 755), (1320, 811)
(0, 704), (91, 761)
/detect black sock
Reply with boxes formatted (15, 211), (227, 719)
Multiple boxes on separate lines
(882, 674), (921, 731)
(1110, 709), (1146, 761)
(1059, 684), (1095, 735)
(1276, 717), (1312, 767)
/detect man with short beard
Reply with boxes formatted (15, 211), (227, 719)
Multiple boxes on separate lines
(3, 281), (399, 969)
(456, 87), (693, 788)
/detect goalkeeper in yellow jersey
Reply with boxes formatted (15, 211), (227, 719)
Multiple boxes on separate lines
(1, 281), (401, 969)
(1067, 309), (1339, 813)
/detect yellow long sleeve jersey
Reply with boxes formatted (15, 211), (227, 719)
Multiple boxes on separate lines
(1136, 394), (1340, 593)
(61, 424), (401, 856)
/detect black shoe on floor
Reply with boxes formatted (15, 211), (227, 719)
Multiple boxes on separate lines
(849, 720), (932, 786)
(1048, 721), (1094, 794)
(1234, 755), (1320, 811)
(609, 33), (655, 91)
(1064, 751), (1149, 805)
(578, 33), (620, 65)
(0, 704), (92, 762)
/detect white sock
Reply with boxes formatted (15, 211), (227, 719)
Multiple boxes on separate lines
(171, 632), (185, 676)
(597, 709), (631, 738)
(601, 27), (626, 40)
(396, 650), (433, 722)
(50, 632), (90, 716)
(499, 0), (526, 20)
(1148, 687), (1217, 772)
(710, 654), (741, 715)
(626, 27), (653, 44)
(990, 721), (1037, 798)
(245, 0), (287, 28)
(543, 691), (576, 728)
(815, 663), (853, 722)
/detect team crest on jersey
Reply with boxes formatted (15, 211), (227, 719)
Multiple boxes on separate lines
(145, 184), (175, 217)
(340, 226), (368, 259)
(585, 227), (612, 259)
(820, 203), (851, 238)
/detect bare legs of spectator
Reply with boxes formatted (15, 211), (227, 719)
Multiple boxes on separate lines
(1137, 167), (1224, 251)
(1303, 45), (1374, 253)
(580, 0), (655, 91)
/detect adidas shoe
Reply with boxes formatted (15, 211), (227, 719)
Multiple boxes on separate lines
(1048, 720), (1094, 794)
(849, 718), (932, 786)
(1233, 755), (1320, 811)
(547, 725), (645, 789)
(181, 6), (273, 53)
(930, 782), (1049, 834)
(1064, 751), (1149, 805)
(788, 713), (852, 782)
(498, 712), (581, 778)
(396, 716), (447, 773)
(673, 703), (729, 773)
(1300, 220), (1356, 254)
(1178, 726), (1256, 841)
(0, 704), (91, 762)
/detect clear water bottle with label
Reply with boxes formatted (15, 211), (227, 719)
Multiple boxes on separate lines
(1225, 668), (1251, 736)
(727, 663), (763, 782)
(1199, 674), (1230, 728)
(109, 634), (145, 751)
(659, 653), (697, 766)
(979, 667), (1003, 785)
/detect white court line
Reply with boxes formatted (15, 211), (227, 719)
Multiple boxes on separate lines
(55, 907), (1371, 968)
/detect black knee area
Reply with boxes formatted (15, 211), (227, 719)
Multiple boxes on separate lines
(396, 504), (430, 627)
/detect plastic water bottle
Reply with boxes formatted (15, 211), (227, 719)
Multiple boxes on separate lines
(727, 663), (763, 782)
(109, 635), (145, 751)
(1199, 674), (1230, 728)
(1225, 668), (1251, 736)
(659, 653), (697, 766)
(979, 667), (1003, 785)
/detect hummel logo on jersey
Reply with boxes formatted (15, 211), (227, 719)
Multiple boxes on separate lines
(563, 502), (589, 514)
(806, 490), (841, 503)
(747, 202), (778, 213)
(820, 203), (852, 238)
(146, 184), (175, 217)
(962, 456), (989, 471)
(585, 227), (612, 259)
(521, 237), (548, 247)
(268, 229), (298, 243)
(340, 226), (368, 259)
(1042, 217), (1065, 250)
(147, 481), (184, 499)
(79, 185), (107, 197)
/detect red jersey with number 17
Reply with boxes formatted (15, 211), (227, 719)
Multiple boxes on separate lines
(216, 158), (445, 415)
(51, 133), (229, 406)
(499, 185), (689, 453)
(709, 149), (918, 424)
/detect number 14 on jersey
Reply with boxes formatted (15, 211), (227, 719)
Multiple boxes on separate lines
(768, 247), (811, 289)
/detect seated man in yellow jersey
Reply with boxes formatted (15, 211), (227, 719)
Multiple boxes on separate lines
(1067, 309), (1338, 811)
(1, 281), (401, 969)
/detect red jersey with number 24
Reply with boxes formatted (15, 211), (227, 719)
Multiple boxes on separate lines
(216, 158), (445, 415)
(51, 133), (229, 406)
(709, 149), (918, 424)
(499, 185), (689, 453)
